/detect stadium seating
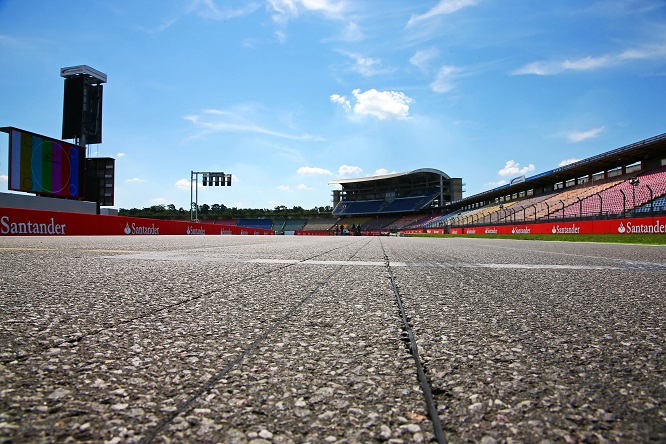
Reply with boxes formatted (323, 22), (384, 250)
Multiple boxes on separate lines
(636, 196), (666, 213)
(385, 214), (432, 230)
(497, 193), (555, 223)
(379, 194), (439, 213)
(534, 180), (615, 219)
(282, 219), (308, 232)
(421, 212), (461, 228)
(550, 167), (666, 218)
(361, 216), (400, 230)
(237, 218), (273, 229)
(332, 200), (383, 215)
(332, 193), (439, 216)
(272, 219), (287, 232)
(302, 218), (337, 231)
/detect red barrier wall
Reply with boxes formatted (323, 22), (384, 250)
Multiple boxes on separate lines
(404, 217), (666, 236)
(6, 207), (661, 237)
(0, 207), (275, 236)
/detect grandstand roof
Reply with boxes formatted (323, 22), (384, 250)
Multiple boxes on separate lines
(453, 132), (666, 207)
(329, 168), (451, 185)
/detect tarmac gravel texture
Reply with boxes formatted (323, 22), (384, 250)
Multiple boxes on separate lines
(0, 235), (664, 443)
(382, 237), (666, 443)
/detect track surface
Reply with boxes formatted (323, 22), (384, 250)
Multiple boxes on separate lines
(0, 235), (664, 443)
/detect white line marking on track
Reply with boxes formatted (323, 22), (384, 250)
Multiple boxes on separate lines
(104, 253), (649, 270)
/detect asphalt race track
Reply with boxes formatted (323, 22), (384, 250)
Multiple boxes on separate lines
(1, 235), (664, 443)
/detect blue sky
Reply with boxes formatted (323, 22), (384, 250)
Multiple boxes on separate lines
(1, 0), (665, 210)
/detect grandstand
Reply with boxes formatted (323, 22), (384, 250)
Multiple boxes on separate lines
(311, 132), (666, 233)
(212, 218), (308, 234)
(329, 168), (462, 215)
(144, 133), (666, 234)
(207, 133), (663, 234)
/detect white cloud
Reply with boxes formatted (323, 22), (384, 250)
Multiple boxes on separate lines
(485, 179), (507, 188)
(184, 108), (323, 141)
(296, 184), (313, 190)
(408, 0), (478, 27)
(175, 178), (191, 190)
(278, 185), (291, 191)
(512, 44), (666, 76)
(338, 51), (392, 77)
(330, 94), (351, 111)
(0, 174), (7, 183)
(559, 158), (581, 167)
(126, 177), (146, 183)
(374, 168), (397, 176)
(190, 0), (260, 21)
(563, 127), (604, 143)
(338, 21), (362, 42)
(410, 48), (439, 73)
(498, 160), (535, 177)
(269, 0), (346, 23)
(430, 65), (460, 93)
(297, 166), (333, 176)
(151, 197), (166, 204)
(116, 152), (125, 157)
(338, 165), (362, 178)
(274, 29), (287, 44)
(332, 89), (413, 120)
(300, 0), (345, 16)
(512, 56), (611, 76)
(354, 89), (413, 120)
(268, 0), (297, 23)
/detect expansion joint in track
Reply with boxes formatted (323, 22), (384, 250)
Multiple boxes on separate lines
(380, 240), (448, 444)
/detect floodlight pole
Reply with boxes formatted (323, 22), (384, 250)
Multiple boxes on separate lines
(647, 185), (654, 218)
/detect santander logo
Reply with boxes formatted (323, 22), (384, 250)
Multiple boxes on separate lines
(622, 220), (666, 234)
(551, 224), (581, 234)
(1, 215), (66, 235)
(124, 222), (160, 235)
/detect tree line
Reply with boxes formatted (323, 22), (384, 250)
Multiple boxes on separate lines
(119, 204), (334, 220)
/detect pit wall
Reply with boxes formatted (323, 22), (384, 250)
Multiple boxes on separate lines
(401, 216), (666, 236)
(0, 207), (275, 236)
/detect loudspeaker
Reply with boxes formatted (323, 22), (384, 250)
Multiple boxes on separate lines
(62, 77), (84, 140)
(62, 77), (103, 144)
(83, 84), (102, 144)
(85, 157), (114, 207)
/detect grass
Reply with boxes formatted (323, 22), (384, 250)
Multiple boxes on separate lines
(405, 233), (666, 245)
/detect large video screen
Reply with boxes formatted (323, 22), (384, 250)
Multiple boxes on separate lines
(3, 127), (85, 198)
